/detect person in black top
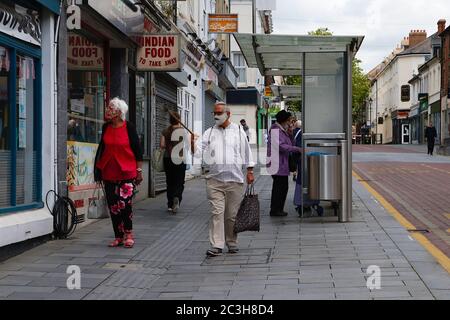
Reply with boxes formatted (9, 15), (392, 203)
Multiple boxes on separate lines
(160, 112), (187, 214)
(425, 121), (437, 156)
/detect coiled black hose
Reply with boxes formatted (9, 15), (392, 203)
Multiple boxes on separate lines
(45, 190), (78, 239)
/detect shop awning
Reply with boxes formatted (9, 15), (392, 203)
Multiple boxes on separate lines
(233, 34), (364, 76)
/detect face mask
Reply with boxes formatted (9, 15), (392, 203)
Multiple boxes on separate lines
(214, 113), (228, 126)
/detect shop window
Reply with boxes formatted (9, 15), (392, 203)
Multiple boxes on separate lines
(67, 33), (106, 193)
(16, 55), (37, 205)
(67, 71), (105, 144)
(135, 73), (147, 155)
(233, 52), (247, 83)
(0, 46), (40, 210)
(0, 46), (10, 208)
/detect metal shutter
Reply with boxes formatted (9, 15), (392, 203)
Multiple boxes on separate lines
(154, 76), (177, 193)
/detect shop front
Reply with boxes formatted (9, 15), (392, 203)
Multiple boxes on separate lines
(0, 0), (59, 247)
(409, 106), (420, 144)
(65, 1), (145, 221)
(430, 100), (441, 144)
(392, 110), (410, 144)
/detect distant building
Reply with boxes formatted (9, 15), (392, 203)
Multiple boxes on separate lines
(439, 21), (450, 155)
(368, 29), (436, 144)
(227, 0), (276, 146)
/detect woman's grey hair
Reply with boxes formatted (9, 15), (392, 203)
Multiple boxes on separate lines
(109, 97), (128, 120)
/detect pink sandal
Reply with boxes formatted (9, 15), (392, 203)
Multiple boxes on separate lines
(109, 238), (123, 247)
(124, 232), (135, 248)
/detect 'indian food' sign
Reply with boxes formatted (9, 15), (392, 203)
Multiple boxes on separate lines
(135, 35), (180, 71)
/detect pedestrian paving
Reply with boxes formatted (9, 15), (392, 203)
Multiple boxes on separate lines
(0, 168), (449, 300)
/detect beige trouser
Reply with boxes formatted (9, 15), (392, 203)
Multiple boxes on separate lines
(206, 179), (244, 250)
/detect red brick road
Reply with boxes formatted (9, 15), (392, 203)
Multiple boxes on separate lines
(353, 145), (450, 258)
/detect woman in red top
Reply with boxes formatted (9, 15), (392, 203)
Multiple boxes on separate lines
(94, 97), (143, 248)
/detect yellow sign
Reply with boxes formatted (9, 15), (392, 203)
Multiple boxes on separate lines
(264, 86), (273, 97)
(208, 14), (238, 33)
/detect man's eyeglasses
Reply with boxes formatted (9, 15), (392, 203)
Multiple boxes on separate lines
(212, 112), (226, 116)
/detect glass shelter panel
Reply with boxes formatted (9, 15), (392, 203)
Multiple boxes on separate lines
(304, 52), (345, 134)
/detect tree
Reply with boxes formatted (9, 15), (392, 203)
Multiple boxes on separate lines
(282, 28), (370, 124)
(308, 28), (333, 36)
(352, 58), (370, 125)
(284, 76), (301, 112)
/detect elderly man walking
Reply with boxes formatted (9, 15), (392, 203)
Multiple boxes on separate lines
(192, 102), (255, 257)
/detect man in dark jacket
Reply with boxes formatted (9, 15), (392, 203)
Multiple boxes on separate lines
(425, 122), (437, 156)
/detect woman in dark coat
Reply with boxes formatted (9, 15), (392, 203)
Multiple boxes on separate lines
(267, 110), (302, 217)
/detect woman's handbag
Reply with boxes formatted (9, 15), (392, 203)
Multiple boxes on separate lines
(87, 183), (109, 219)
(289, 153), (299, 172)
(234, 184), (260, 233)
(152, 149), (165, 172)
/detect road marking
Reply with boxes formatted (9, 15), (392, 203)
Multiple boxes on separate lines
(445, 214), (450, 220)
(353, 171), (450, 274)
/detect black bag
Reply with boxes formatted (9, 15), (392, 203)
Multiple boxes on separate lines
(234, 184), (260, 233)
(289, 153), (299, 172)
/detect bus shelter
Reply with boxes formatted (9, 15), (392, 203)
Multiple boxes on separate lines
(233, 34), (364, 222)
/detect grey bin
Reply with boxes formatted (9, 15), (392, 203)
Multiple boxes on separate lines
(307, 153), (342, 201)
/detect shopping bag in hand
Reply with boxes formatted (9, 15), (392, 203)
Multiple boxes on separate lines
(234, 184), (260, 233)
(87, 183), (109, 219)
(152, 149), (165, 172)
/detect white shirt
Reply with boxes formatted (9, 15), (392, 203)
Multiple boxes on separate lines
(194, 122), (255, 183)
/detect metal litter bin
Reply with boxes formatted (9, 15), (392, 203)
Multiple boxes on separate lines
(308, 152), (342, 201)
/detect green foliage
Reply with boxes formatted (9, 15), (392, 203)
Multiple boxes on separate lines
(268, 106), (281, 116)
(284, 76), (302, 112)
(308, 28), (333, 36)
(281, 28), (370, 123)
(352, 58), (371, 124)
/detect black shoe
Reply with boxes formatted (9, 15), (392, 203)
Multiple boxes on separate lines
(270, 211), (288, 217)
(206, 248), (223, 257)
(228, 246), (239, 254)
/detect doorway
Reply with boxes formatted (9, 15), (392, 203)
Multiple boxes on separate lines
(402, 124), (410, 144)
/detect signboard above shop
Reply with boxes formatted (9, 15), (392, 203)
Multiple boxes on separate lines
(0, 3), (41, 46)
(208, 14), (238, 33)
(67, 33), (104, 71)
(183, 42), (204, 72)
(135, 34), (181, 71)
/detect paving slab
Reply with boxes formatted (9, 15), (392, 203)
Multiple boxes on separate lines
(0, 168), (449, 300)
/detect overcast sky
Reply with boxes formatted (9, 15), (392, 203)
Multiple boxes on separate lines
(271, 0), (450, 73)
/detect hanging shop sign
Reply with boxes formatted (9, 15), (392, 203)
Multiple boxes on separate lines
(135, 34), (181, 71)
(264, 86), (273, 97)
(208, 14), (238, 33)
(183, 42), (204, 72)
(67, 33), (104, 71)
(0, 3), (41, 46)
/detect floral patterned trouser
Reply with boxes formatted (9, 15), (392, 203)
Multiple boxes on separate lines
(104, 180), (135, 238)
